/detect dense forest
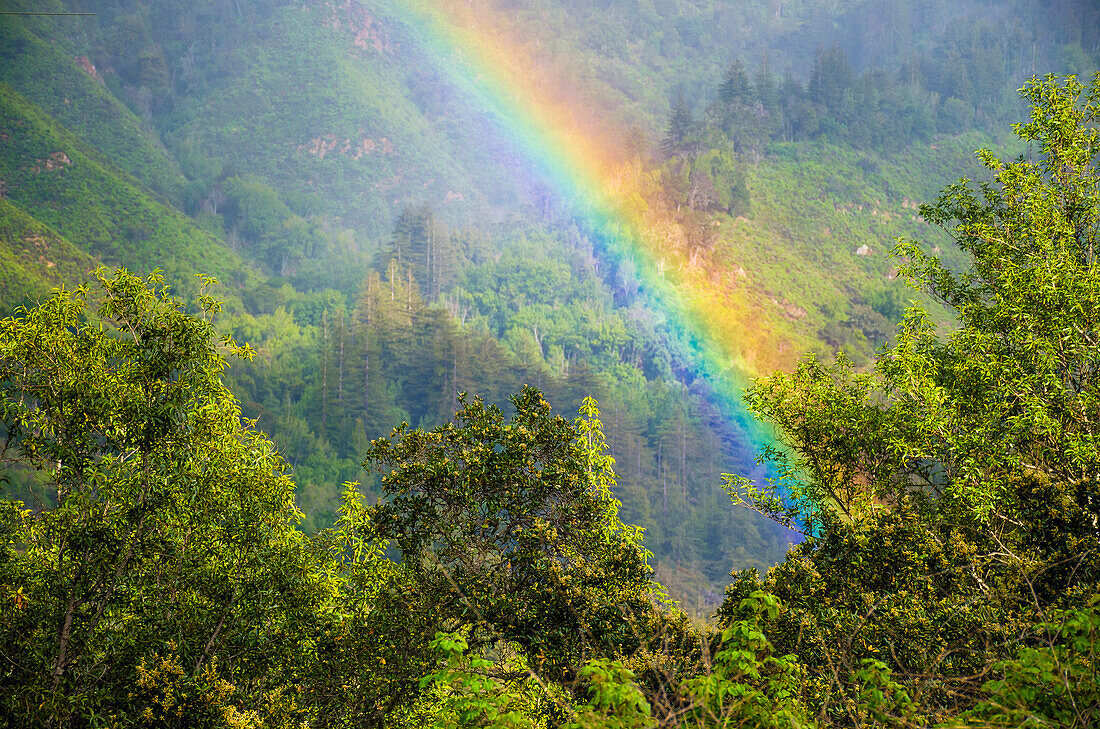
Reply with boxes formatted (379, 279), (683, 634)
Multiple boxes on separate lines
(2, 75), (1099, 727)
(1, 0), (1099, 725)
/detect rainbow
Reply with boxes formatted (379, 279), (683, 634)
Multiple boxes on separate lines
(388, 0), (780, 474)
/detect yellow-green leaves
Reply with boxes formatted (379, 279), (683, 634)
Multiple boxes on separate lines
(0, 269), (323, 726)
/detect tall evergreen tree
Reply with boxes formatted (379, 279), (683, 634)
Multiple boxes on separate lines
(754, 53), (779, 113)
(662, 90), (695, 157)
(808, 43), (854, 110)
(718, 60), (751, 104)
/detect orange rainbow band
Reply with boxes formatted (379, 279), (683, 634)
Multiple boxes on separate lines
(392, 0), (779, 478)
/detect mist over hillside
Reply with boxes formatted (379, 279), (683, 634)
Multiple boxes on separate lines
(4, 2), (1100, 726)
(1, 0), (1096, 613)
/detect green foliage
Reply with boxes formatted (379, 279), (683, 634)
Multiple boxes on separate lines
(808, 45), (853, 111)
(2, 70), (1098, 727)
(0, 200), (97, 316)
(145, 0), (483, 238)
(719, 61), (752, 106)
(300, 481), (442, 728)
(0, 273), (678, 727)
(565, 659), (655, 729)
(366, 387), (658, 677)
(663, 91), (697, 157)
(683, 591), (816, 729)
(891, 73), (1100, 520)
(0, 13), (186, 202)
(724, 73), (1100, 724)
(0, 270), (321, 726)
(0, 83), (253, 299)
(387, 203), (458, 299)
(956, 599), (1100, 728)
(3, 3), (1099, 727)
(417, 635), (661, 729)
(463, 0), (1098, 139)
(663, 148), (750, 217)
(3, 0), (1095, 655)
(418, 632), (542, 729)
(5, 0), (1081, 616)
(738, 73), (1100, 531)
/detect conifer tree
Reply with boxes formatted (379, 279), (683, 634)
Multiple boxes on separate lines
(718, 60), (751, 104)
(662, 91), (695, 157)
(808, 43), (854, 110)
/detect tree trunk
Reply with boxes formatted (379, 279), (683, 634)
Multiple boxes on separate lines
(364, 281), (371, 422)
(337, 311), (345, 405)
(321, 310), (328, 431)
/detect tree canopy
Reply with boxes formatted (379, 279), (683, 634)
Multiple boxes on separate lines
(0, 269), (324, 725)
(367, 388), (657, 681)
(722, 72), (1100, 725)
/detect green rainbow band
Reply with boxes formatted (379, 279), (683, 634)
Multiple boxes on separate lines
(389, 0), (779, 481)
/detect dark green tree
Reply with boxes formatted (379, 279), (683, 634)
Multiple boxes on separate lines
(386, 203), (455, 298)
(661, 91), (696, 158)
(808, 44), (853, 111)
(365, 387), (658, 681)
(718, 60), (751, 105)
(753, 55), (779, 113)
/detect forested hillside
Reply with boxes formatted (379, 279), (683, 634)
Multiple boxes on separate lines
(0, 0), (1096, 619)
(1, 74), (1099, 727)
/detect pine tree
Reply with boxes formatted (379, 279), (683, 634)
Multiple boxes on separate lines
(753, 53), (779, 112)
(718, 60), (751, 104)
(808, 43), (853, 110)
(661, 90), (695, 157)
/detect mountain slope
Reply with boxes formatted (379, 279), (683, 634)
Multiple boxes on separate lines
(0, 200), (97, 309)
(1, 0), (1094, 613)
(0, 11), (186, 202)
(0, 82), (252, 299)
